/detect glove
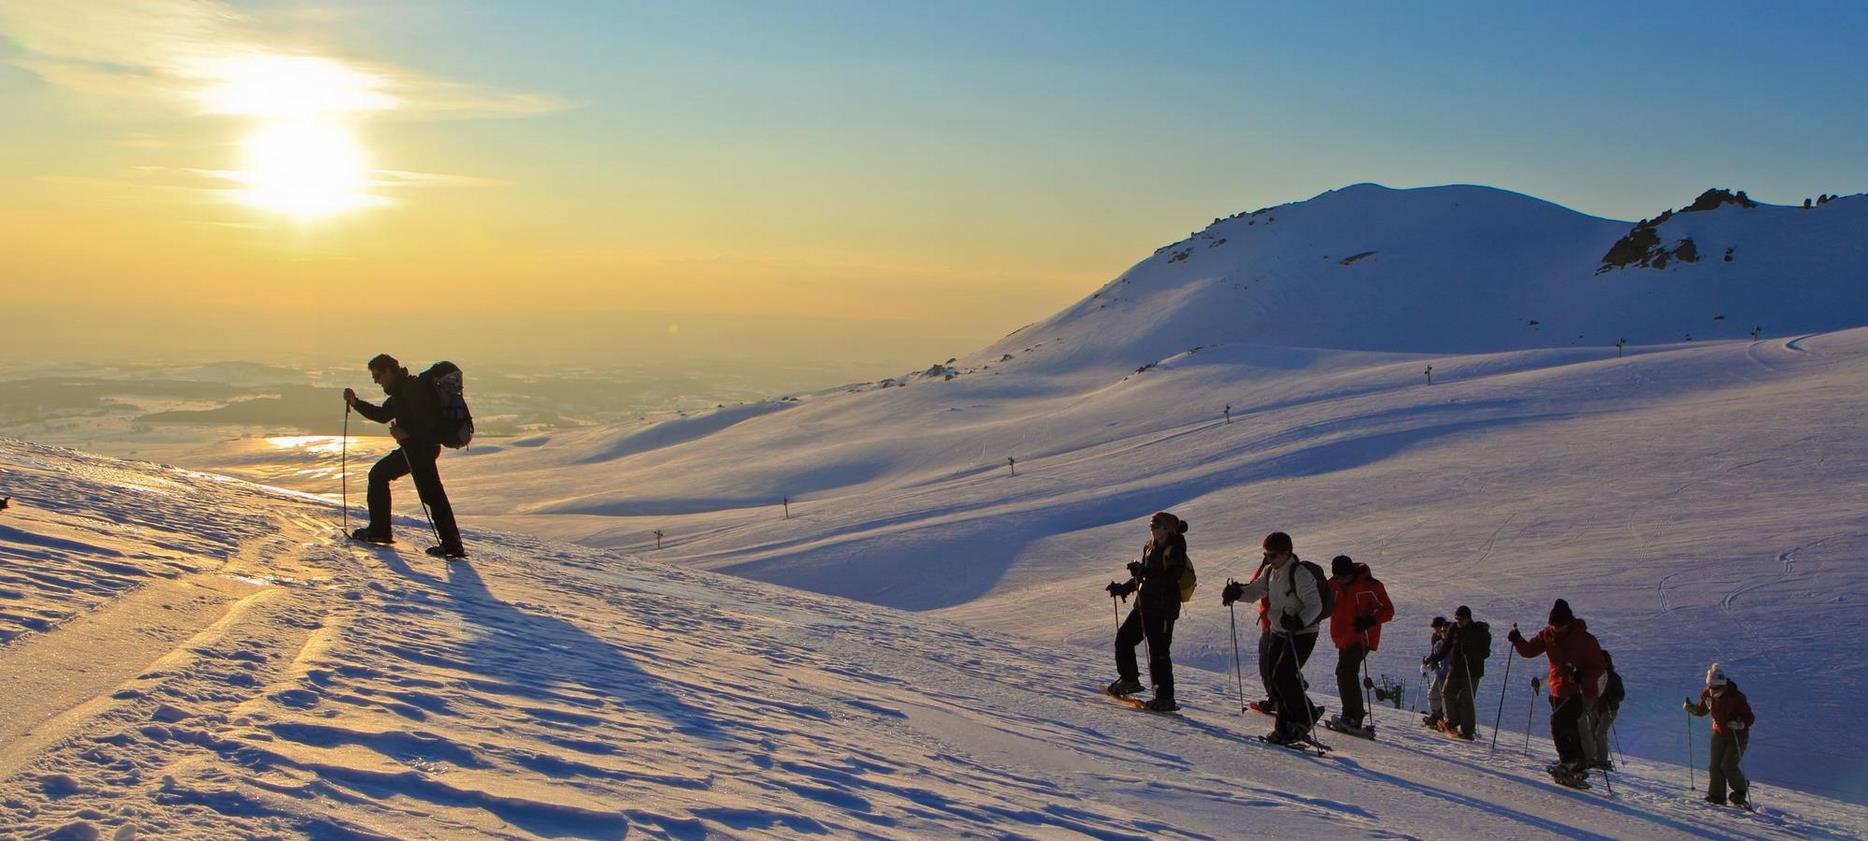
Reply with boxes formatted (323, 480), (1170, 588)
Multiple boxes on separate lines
(1507, 628), (1524, 644)
(1221, 581), (1245, 606)
(1353, 615), (1375, 631)
(1106, 581), (1135, 599)
(1279, 613), (1302, 632)
(1421, 656), (1433, 666)
(1682, 699), (1694, 712)
(1126, 561), (1145, 579)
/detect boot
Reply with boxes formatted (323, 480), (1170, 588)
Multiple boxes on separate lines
(1106, 677), (1144, 696)
(350, 527), (393, 545)
(1145, 694), (1180, 713)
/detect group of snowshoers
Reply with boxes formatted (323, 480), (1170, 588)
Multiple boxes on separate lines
(1104, 515), (1755, 806)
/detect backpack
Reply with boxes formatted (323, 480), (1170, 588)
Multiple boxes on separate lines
(1178, 556), (1197, 603)
(419, 361), (475, 449)
(1286, 559), (1335, 622)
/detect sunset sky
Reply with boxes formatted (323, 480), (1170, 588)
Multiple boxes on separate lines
(3, 2), (1865, 370)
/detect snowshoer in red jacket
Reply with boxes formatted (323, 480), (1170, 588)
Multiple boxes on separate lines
(1507, 598), (1606, 783)
(1686, 663), (1755, 807)
(1325, 556), (1393, 732)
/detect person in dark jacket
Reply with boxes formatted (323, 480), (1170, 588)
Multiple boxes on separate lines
(1686, 663), (1755, 807)
(1326, 556), (1394, 731)
(1507, 598), (1606, 781)
(1425, 605), (1491, 739)
(344, 353), (465, 559)
(1422, 617), (1452, 729)
(1587, 650), (1626, 769)
(1106, 511), (1189, 712)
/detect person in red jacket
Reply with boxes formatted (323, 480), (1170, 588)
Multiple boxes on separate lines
(1326, 555), (1394, 731)
(1686, 663), (1756, 807)
(1507, 598), (1606, 783)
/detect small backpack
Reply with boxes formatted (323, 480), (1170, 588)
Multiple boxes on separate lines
(1287, 559), (1335, 621)
(420, 361), (475, 449)
(1178, 556), (1197, 603)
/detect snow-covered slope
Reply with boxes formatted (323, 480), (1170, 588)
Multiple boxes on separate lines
(429, 185), (1868, 806)
(4, 439), (1866, 839)
(970, 184), (1868, 374)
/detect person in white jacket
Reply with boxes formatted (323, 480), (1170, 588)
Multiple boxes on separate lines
(1223, 531), (1324, 744)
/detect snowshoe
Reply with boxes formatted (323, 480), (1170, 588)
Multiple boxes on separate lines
(1702, 795), (1728, 806)
(1545, 764), (1591, 790)
(1106, 677), (1144, 697)
(349, 528), (393, 546)
(1323, 716), (1375, 740)
(1729, 792), (1752, 812)
(1421, 713), (1443, 728)
(1247, 699), (1277, 717)
(1258, 728), (1330, 755)
(426, 545), (468, 560)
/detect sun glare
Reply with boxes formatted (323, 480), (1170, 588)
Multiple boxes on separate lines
(234, 118), (382, 218)
(191, 53), (395, 219)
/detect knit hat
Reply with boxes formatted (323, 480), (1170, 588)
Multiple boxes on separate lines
(1149, 511), (1188, 534)
(1431, 616), (1448, 628)
(1331, 555), (1354, 576)
(1455, 605), (1472, 620)
(1548, 598), (1574, 627)
(1706, 663), (1728, 687)
(1262, 531), (1293, 554)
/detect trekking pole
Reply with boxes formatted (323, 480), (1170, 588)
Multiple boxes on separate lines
(1612, 719), (1627, 769)
(400, 445), (444, 548)
(1112, 593), (1121, 635)
(1685, 706), (1695, 792)
(1490, 633), (1514, 755)
(1288, 632), (1322, 739)
(1523, 676), (1540, 755)
(1229, 601), (1246, 714)
(1361, 630), (1375, 725)
(341, 404), (350, 536)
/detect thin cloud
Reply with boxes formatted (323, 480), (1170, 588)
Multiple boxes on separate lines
(0, 0), (570, 119)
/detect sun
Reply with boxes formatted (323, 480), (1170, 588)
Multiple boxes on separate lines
(233, 118), (383, 218)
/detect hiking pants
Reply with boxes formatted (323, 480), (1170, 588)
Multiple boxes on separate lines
(1590, 705), (1618, 766)
(1115, 603), (1175, 700)
(1444, 670), (1481, 738)
(1708, 731), (1749, 801)
(1549, 694), (1588, 770)
(1269, 632), (1315, 736)
(1257, 628), (1277, 707)
(1336, 643), (1368, 725)
(367, 442), (462, 550)
(1428, 671), (1448, 718)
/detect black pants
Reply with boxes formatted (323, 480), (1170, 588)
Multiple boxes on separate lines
(1549, 694), (1587, 770)
(1115, 602), (1175, 699)
(1258, 628), (1277, 705)
(367, 443), (462, 550)
(1444, 669), (1481, 738)
(1336, 643), (1368, 724)
(1269, 632), (1317, 734)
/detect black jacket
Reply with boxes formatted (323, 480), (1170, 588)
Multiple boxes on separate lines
(353, 370), (442, 446)
(1601, 670), (1625, 711)
(1123, 533), (1188, 619)
(1427, 620), (1491, 680)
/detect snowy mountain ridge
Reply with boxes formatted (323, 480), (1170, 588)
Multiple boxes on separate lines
(954, 183), (1867, 376)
